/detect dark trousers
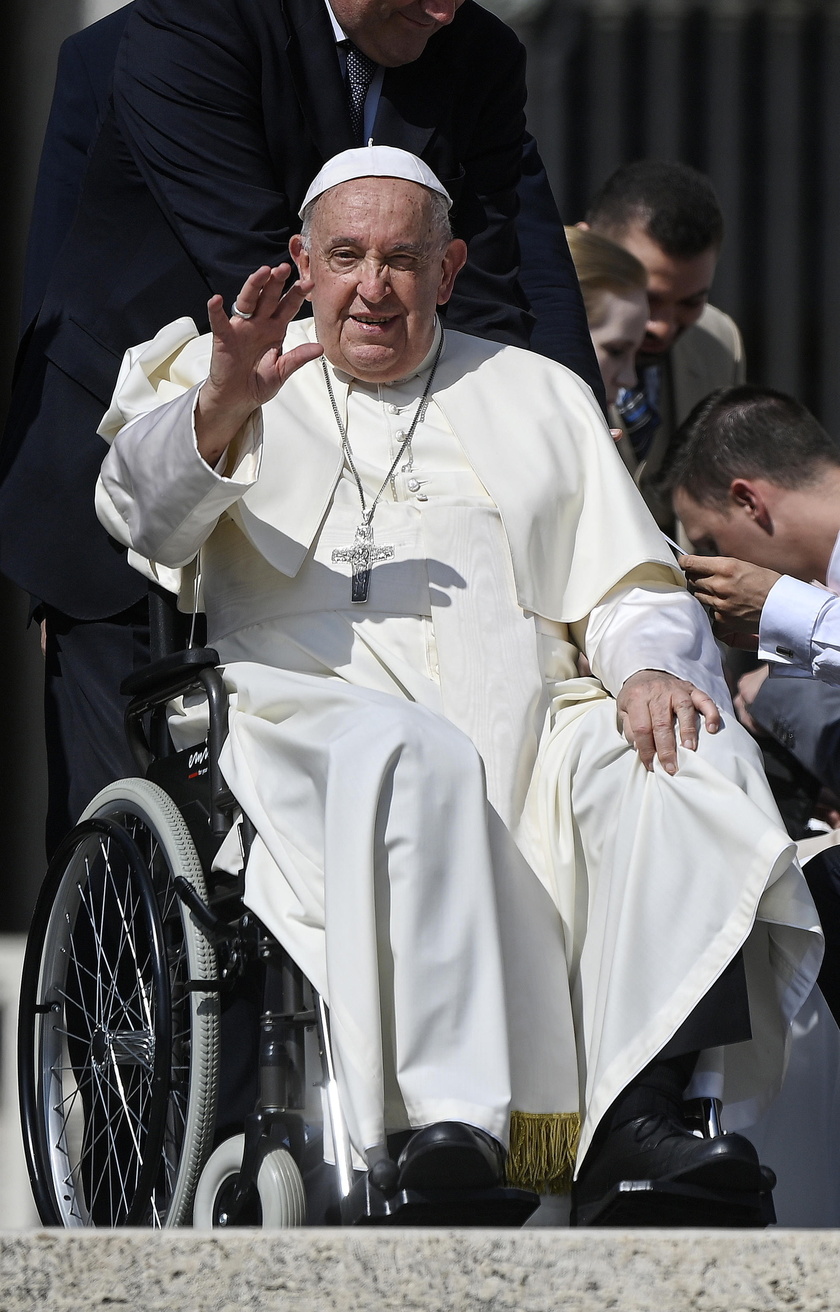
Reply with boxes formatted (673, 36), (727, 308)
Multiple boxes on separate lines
(660, 951), (752, 1059)
(42, 599), (150, 857)
(42, 594), (256, 1141)
(597, 953), (752, 1144)
(801, 844), (840, 1025)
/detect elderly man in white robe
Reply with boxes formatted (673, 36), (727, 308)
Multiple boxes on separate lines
(96, 146), (820, 1224)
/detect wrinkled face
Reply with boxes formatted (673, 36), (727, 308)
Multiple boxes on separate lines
(588, 287), (648, 405)
(330, 0), (465, 66)
(614, 223), (719, 355)
(290, 177), (466, 383)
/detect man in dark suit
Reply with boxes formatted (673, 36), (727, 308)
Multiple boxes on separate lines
(3, 0), (600, 853)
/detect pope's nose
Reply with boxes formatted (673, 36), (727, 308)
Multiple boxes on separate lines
(357, 263), (391, 301)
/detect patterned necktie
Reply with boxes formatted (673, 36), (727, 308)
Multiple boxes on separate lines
(344, 42), (378, 144)
(616, 362), (662, 462)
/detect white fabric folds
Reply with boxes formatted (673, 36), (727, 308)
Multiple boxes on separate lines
(97, 317), (822, 1183)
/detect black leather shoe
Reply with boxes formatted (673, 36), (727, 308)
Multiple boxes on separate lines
(573, 1113), (764, 1210)
(397, 1121), (505, 1192)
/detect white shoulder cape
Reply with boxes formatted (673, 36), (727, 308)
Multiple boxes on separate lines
(98, 317), (683, 623)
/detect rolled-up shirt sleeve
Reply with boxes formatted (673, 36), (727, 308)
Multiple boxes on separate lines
(759, 574), (840, 684)
(96, 382), (261, 567)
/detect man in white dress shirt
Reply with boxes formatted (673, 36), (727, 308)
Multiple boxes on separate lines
(669, 386), (840, 685)
(96, 148), (820, 1224)
(667, 384), (840, 1053)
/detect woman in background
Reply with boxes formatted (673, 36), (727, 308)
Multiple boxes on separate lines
(565, 225), (648, 409)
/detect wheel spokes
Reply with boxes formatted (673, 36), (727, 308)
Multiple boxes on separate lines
(38, 822), (188, 1225)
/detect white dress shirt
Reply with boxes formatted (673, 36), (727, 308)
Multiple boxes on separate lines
(759, 531), (840, 684)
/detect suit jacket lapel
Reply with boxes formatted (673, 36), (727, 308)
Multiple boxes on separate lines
(374, 54), (445, 157)
(669, 338), (704, 433)
(282, 0), (354, 161)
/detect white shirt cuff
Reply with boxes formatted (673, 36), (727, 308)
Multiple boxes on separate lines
(758, 574), (829, 669)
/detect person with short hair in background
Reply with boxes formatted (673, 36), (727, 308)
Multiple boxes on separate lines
(583, 160), (744, 532)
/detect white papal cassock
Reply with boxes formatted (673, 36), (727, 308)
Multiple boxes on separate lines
(95, 318), (822, 1188)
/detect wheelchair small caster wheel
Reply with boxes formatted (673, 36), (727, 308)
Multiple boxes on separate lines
(193, 1134), (306, 1228)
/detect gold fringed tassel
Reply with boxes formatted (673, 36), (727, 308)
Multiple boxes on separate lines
(506, 1111), (581, 1195)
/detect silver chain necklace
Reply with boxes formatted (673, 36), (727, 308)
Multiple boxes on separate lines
(324, 331), (444, 603)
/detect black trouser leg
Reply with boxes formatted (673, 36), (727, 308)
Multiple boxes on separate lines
(575, 952), (768, 1227)
(42, 600), (150, 857)
(658, 950), (752, 1059)
(598, 951), (752, 1141)
(800, 845), (840, 1024)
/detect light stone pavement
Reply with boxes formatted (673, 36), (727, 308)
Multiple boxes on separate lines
(0, 1229), (836, 1312)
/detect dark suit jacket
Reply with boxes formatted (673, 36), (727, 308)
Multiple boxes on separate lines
(19, 8), (130, 334)
(752, 671), (840, 797)
(2, 0), (599, 620)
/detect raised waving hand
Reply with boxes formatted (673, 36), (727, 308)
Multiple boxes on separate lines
(196, 264), (323, 465)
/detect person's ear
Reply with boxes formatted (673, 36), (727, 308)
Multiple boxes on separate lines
(436, 239), (468, 305)
(575, 220), (590, 231)
(730, 479), (772, 533)
(289, 234), (312, 295)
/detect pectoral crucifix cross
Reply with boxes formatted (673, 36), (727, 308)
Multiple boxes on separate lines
(331, 522), (395, 603)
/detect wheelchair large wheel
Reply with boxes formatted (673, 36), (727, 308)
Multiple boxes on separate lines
(19, 778), (220, 1227)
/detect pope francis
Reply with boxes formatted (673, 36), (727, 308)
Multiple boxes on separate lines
(95, 146), (821, 1224)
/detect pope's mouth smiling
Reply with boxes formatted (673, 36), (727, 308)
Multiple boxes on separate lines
(351, 315), (396, 327)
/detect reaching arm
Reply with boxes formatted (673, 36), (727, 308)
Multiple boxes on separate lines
(680, 552), (779, 649)
(757, 575), (840, 684)
(679, 552), (840, 682)
(21, 10), (129, 331)
(420, 13), (533, 349)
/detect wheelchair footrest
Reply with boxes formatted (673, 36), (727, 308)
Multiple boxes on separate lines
(341, 1174), (539, 1227)
(571, 1176), (776, 1228)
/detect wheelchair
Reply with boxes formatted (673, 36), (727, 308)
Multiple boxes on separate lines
(17, 592), (539, 1229)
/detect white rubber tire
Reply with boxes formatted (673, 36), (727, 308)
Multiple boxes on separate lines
(79, 777), (220, 1226)
(193, 1134), (307, 1228)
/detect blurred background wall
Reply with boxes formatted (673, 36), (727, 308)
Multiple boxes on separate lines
(514, 0), (840, 421)
(0, 0), (837, 929)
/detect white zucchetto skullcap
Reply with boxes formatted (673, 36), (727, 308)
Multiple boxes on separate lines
(299, 146), (452, 217)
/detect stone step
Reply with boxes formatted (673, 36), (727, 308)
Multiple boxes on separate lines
(0, 1228), (836, 1312)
